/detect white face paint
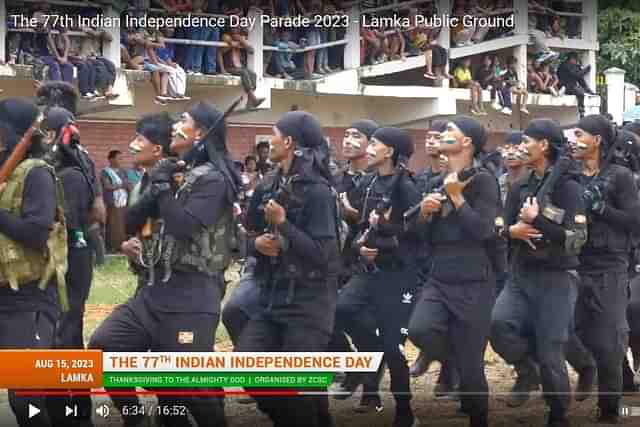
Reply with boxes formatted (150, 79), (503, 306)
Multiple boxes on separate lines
(366, 146), (377, 157)
(344, 139), (362, 150)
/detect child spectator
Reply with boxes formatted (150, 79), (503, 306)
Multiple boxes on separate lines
(537, 62), (564, 96)
(142, 30), (172, 106)
(158, 27), (191, 100)
(504, 56), (529, 114)
(218, 26), (265, 108)
(454, 57), (486, 115)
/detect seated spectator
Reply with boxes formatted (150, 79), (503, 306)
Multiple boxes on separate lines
(492, 56), (513, 114)
(34, 8), (74, 84)
(471, 0), (495, 44)
(528, 1), (560, 64)
(527, 57), (544, 93)
(453, 57), (486, 115)
(121, 26), (146, 70)
(361, 19), (384, 65)
(387, 25), (406, 62)
(158, 27), (191, 100)
(451, 3), (475, 47)
(67, 32), (98, 99)
(537, 62), (564, 96)
(218, 27), (265, 108)
(78, 26), (118, 99)
(558, 51), (594, 117)
(475, 55), (504, 112)
(271, 30), (297, 79)
(142, 30), (173, 106)
(504, 56), (529, 114)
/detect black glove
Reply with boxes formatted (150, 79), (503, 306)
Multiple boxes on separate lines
(149, 158), (180, 184)
(583, 185), (606, 215)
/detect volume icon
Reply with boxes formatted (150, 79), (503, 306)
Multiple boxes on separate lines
(96, 404), (110, 418)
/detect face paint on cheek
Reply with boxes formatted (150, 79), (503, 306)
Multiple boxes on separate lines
(366, 146), (377, 157)
(345, 139), (362, 150)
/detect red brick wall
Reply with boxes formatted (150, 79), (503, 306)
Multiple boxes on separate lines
(78, 120), (430, 172)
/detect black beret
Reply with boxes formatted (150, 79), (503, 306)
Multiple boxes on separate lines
(349, 119), (379, 139)
(451, 116), (487, 154)
(275, 111), (325, 148)
(372, 127), (414, 161)
(0, 97), (39, 138)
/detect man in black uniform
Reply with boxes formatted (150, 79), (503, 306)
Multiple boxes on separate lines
(236, 111), (340, 427)
(39, 106), (97, 427)
(0, 98), (65, 427)
(408, 117), (499, 427)
(564, 115), (640, 422)
(331, 119), (387, 412)
(346, 127), (421, 427)
(409, 120), (462, 400)
(90, 102), (238, 427)
(491, 119), (587, 427)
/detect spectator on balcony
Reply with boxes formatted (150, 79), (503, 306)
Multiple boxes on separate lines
(536, 62), (564, 97)
(558, 51), (594, 118)
(68, 34), (98, 100)
(184, 0), (221, 76)
(272, 30), (297, 79)
(453, 57), (486, 115)
(552, 0), (580, 39)
(121, 26), (146, 70)
(549, 15), (565, 39)
(36, 11), (74, 85)
(142, 30), (173, 106)
(471, 0), (495, 44)
(296, 0), (326, 78)
(475, 55), (507, 113)
(451, 3), (475, 47)
(504, 56), (529, 114)
(360, 18), (384, 65)
(76, 26), (118, 100)
(528, 0), (560, 65)
(387, 24), (406, 62)
(158, 27), (191, 100)
(218, 26), (265, 108)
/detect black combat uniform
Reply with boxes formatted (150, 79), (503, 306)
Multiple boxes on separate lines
(38, 107), (96, 427)
(330, 120), (386, 410)
(564, 116), (640, 420)
(236, 111), (340, 427)
(0, 99), (60, 427)
(345, 127), (421, 427)
(491, 119), (587, 427)
(90, 104), (236, 427)
(408, 117), (498, 427)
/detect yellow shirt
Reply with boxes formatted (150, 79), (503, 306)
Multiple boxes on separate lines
(454, 67), (472, 83)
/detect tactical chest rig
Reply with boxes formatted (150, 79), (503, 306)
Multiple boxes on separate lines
(0, 159), (69, 311)
(141, 162), (234, 286)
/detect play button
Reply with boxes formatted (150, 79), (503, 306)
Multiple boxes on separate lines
(28, 404), (40, 419)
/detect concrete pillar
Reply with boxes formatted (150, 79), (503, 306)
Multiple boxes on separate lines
(604, 67), (626, 126)
(103, 6), (121, 69)
(582, 50), (597, 93)
(247, 7), (264, 80)
(343, 5), (361, 70)
(0, 0), (6, 63)
(436, 0), (451, 88)
(582, 0), (597, 44)
(514, 44), (527, 85)
(513, 0), (528, 35)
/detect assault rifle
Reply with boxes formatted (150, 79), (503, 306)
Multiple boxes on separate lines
(403, 167), (479, 226)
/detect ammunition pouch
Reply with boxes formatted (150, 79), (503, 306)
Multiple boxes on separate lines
(0, 159), (69, 311)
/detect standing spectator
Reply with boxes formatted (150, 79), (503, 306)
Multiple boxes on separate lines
(241, 155), (260, 200)
(558, 52), (594, 118)
(453, 57), (486, 115)
(101, 150), (129, 253)
(255, 140), (273, 174)
(126, 163), (144, 192)
(185, 0), (221, 75)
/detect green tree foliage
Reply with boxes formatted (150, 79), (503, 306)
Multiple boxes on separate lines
(598, 8), (640, 84)
(599, 0), (640, 12)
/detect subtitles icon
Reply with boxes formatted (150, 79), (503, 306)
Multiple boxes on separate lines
(96, 404), (110, 418)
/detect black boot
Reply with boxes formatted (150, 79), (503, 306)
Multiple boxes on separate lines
(330, 373), (362, 400)
(392, 408), (419, 427)
(507, 358), (540, 408)
(353, 392), (383, 413)
(575, 364), (597, 402)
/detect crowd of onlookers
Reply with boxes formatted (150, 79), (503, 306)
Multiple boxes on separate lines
(449, 50), (594, 117)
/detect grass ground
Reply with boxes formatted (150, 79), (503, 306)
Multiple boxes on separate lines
(19, 259), (640, 425)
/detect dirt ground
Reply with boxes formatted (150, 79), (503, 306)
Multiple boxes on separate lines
(83, 303), (640, 427)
